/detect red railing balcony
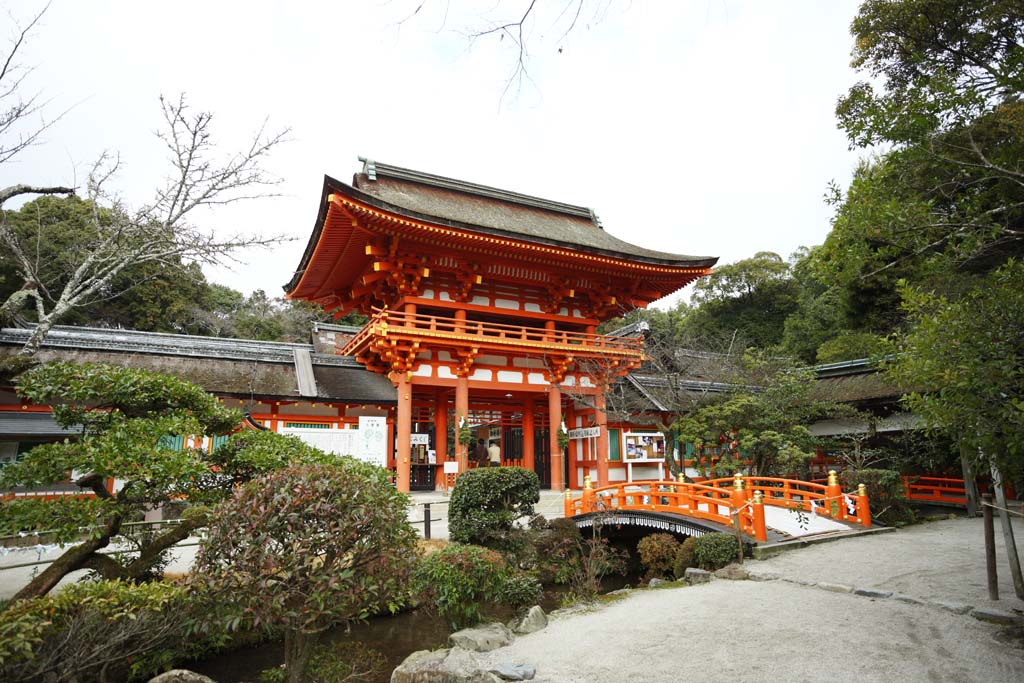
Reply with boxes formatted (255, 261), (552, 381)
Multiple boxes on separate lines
(342, 308), (645, 376)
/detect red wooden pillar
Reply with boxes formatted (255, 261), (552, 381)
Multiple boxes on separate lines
(395, 373), (412, 493)
(434, 390), (448, 488)
(826, 470), (843, 519)
(455, 376), (469, 474)
(566, 402), (578, 489)
(856, 483), (871, 527)
(595, 391), (609, 487)
(548, 385), (564, 491)
(522, 396), (535, 472)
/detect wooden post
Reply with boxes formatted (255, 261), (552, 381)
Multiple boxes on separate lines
(522, 396), (535, 472)
(825, 470), (843, 519)
(395, 373), (412, 493)
(548, 385), (564, 491)
(434, 391), (448, 463)
(990, 463), (1024, 600)
(856, 483), (871, 528)
(455, 376), (469, 473)
(594, 391), (609, 487)
(582, 475), (595, 513)
(982, 493), (998, 601)
(564, 489), (574, 518)
(752, 490), (767, 543)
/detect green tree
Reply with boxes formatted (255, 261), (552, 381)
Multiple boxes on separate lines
(837, 0), (1023, 147)
(0, 196), (209, 332)
(885, 260), (1024, 481)
(675, 355), (850, 476)
(192, 461), (418, 683)
(684, 252), (799, 350)
(0, 363), (331, 600)
(835, 1), (1024, 271)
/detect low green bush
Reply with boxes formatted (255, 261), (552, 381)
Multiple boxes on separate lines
(412, 543), (508, 629)
(841, 468), (915, 526)
(448, 467), (540, 549)
(636, 533), (680, 577)
(672, 537), (698, 579)
(693, 533), (739, 570)
(259, 642), (386, 683)
(498, 573), (544, 610)
(0, 580), (219, 683)
(529, 517), (584, 584)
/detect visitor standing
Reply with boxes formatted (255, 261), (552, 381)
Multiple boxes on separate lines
(473, 438), (488, 468)
(488, 440), (501, 467)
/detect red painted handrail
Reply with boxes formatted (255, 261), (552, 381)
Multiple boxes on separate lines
(564, 473), (873, 542)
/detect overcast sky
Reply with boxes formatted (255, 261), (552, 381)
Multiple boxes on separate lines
(2, 0), (866, 309)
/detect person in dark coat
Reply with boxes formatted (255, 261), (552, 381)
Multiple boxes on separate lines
(473, 438), (488, 467)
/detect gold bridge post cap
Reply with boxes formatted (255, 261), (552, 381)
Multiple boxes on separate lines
(858, 483), (867, 496)
(564, 489), (573, 499)
(753, 490), (764, 504)
(583, 475), (593, 489)
(828, 470), (839, 486)
(733, 472), (744, 490)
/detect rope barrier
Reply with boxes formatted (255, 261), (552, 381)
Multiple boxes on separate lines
(981, 501), (1024, 518)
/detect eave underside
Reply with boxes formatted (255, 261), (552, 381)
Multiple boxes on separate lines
(286, 188), (712, 315)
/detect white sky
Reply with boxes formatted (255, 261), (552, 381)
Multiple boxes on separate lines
(2, 0), (866, 309)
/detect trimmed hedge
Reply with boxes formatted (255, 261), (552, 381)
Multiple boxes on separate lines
(636, 533), (680, 577)
(448, 466), (540, 547)
(693, 533), (739, 570)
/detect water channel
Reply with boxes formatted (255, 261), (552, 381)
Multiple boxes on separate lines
(190, 579), (634, 683)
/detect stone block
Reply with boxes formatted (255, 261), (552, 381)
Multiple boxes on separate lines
(714, 564), (750, 581)
(148, 671), (217, 683)
(853, 588), (893, 599)
(648, 577), (666, 587)
(684, 568), (711, 585)
(510, 606), (547, 635)
(970, 607), (1021, 625)
(816, 582), (854, 593)
(488, 663), (537, 681)
(892, 593), (924, 605)
(932, 600), (973, 615)
(391, 647), (500, 683)
(449, 623), (514, 652)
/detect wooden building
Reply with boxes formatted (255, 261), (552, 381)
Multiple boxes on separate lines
(285, 160), (717, 492)
(0, 325), (397, 489)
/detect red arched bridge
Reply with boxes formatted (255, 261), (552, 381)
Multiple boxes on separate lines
(563, 471), (871, 543)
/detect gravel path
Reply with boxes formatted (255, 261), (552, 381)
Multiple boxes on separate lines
(476, 515), (1024, 683)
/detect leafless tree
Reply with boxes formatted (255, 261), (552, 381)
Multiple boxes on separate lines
(0, 4), (289, 356)
(395, 0), (615, 102)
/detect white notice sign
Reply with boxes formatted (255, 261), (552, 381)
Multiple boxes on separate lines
(568, 427), (601, 439)
(358, 416), (388, 468)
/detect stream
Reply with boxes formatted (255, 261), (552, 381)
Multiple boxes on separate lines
(189, 578), (635, 683)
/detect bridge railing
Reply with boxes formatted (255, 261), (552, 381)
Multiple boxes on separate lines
(900, 476), (967, 506)
(564, 471), (871, 542)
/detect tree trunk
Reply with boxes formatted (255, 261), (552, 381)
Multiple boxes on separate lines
(12, 514), (122, 600)
(959, 443), (979, 517)
(19, 314), (57, 356)
(990, 463), (1024, 600)
(284, 628), (320, 683)
(0, 286), (36, 326)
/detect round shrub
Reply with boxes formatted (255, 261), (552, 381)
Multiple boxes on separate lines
(498, 573), (544, 610)
(192, 460), (417, 683)
(531, 517), (584, 584)
(0, 580), (203, 683)
(672, 537), (698, 579)
(411, 543), (508, 629)
(448, 467), (540, 548)
(693, 533), (739, 570)
(636, 533), (680, 577)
